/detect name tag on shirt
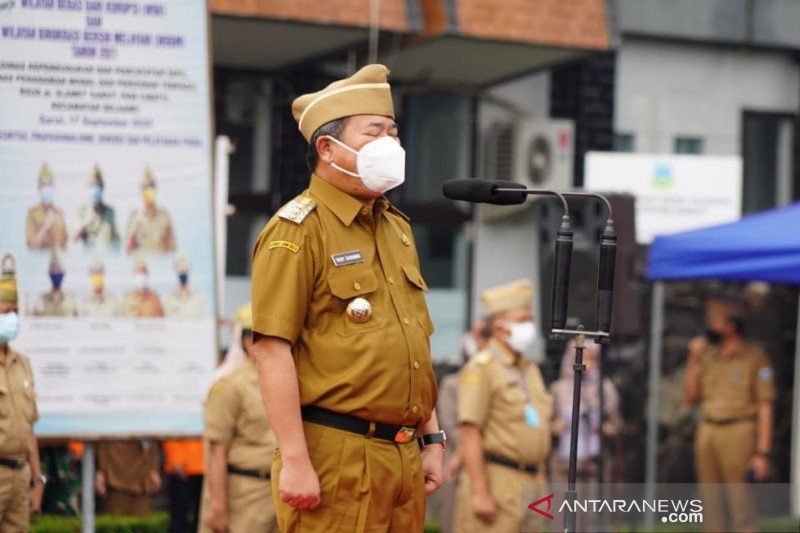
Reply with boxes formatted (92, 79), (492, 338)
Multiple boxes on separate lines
(331, 250), (364, 267)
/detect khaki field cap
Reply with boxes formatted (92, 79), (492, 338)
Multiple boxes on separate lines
(481, 279), (533, 315)
(0, 253), (18, 304)
(292, 64), (395, 142)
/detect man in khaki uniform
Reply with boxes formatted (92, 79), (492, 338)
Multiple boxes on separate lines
(74, 165), (120, 250)
(26, 163), (68, 250)
(164, 253), (206, 318)
(121, 258), (164, 318)
(0, 253), (46, 529)
(456, 279), (552, 533)
(200, 304), (278, 533)
(685, 295), (776, 533)
(95, 440), (161, 516)
(80, 260), (120, 318)
(251, 64), (444, 533)
(124, 166), (177, 254)
(32, 249), (77, 317)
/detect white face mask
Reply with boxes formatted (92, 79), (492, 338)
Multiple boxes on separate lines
(326, 135), (406, 193)
(0, 312), (19, 343)
(500, 320), (537, 354)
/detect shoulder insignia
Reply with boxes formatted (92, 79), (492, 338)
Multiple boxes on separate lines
(473, 351), (493, 366)
(269, 240), (300, 253)
(278, 197), (316, 224)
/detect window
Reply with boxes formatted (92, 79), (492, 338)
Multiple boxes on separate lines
(674, 136), (704, 154)
(614, 133), (635, 152)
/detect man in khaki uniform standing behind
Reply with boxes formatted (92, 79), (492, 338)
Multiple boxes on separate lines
(251, 64), (444, 533)
(200, 304), (278, 533)
(95, 440), (161, 516)
(0, 253), (46, 530)
(685, 295), (775, 533)
(457, 279), (552, 533)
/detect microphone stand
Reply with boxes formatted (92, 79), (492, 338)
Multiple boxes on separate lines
(495, 187), (616, 533)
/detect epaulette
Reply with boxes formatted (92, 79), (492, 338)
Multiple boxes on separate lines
(388, 204), (411, 223)
(472, 351), (493, 366)
(278, 196), (316, 224)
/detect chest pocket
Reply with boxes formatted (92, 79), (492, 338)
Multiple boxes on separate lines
(401, 264), (434, 336)
(20, 385), (36, 423)
(0, 385), (9, 418)
(328, 268), (384, 336)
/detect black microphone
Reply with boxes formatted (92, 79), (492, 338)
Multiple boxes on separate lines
(550, 216), (573, 335)
(442, 178), (527, 205)
(595, 222), (617, 338)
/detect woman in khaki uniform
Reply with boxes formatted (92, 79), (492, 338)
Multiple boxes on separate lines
(456, 279), (552, 533)
(200, 304), (278, 533)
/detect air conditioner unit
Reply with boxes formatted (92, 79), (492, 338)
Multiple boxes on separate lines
(482, 119), (575, 221)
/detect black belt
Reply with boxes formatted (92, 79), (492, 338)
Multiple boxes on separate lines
(486, 453), (539, 474)
(301, 406), (418, 444)
(702, 415), (757, 426)
(0, 457), (28, 470)
(227, 465), (271, 480)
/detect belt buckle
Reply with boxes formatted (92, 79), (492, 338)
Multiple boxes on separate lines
(15, 459), (26, 468)
(394, 427), (417, 444)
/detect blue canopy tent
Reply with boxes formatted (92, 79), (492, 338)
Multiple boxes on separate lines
(644, 201), (800, 516)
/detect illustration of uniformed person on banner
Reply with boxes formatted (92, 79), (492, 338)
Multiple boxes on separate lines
(74, 165), (120, 250)
(124, 166), (177, 255)
(26, 163), (68, 251)
(32, 248), (78, 317)
(164, 252), (206, 319)
(121, 257), (164, 318)
(80, 259), (120, 318)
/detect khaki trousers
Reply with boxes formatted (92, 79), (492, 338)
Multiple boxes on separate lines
(0, 463), (30, 533)
(198, 473), (277, 533)
(694, 420), (759, 533)
(455, 461), (546, 533)
(272, 421), (425, 533)
(101, 488), (151, 516)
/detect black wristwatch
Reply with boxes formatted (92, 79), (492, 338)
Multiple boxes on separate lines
(418, 430), (447, 450)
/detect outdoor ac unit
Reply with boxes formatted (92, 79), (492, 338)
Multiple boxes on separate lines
(482, 119), (575, 221)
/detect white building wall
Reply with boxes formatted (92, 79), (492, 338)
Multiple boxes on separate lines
(615, 37), (800, 154)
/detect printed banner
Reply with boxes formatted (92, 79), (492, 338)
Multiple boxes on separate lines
(0, 0), (215, 436)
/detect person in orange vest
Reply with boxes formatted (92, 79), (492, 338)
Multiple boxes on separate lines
(162, 439), (204, 533)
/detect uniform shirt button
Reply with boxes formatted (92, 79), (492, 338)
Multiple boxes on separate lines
(354, 282), (362, 290)
(388, 277), (394, 284)
(403, 318), (410, 325)
(412, 405), (418, 414)
(413, 361), (420, 370)
(361, 207), (370, 215)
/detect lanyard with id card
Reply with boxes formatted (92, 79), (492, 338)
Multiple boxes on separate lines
(510, 365), (540, 429)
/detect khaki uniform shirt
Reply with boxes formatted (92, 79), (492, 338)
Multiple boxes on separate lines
(97, 441), (159, 495)
(699, 343), (776, 421)
(76, 203), (119, 248)
(0, 349), (38, 458)
(121, 290), (164, 318)
(26, 204), (68, 250)
(458, 340), (553, 465)
(32, 290), (78, 317)
(81, 292), (120, 318)
(251, 175), (437, 426)
(204, 359), (275, 471)
(125, 208), (176, 254)
(164, 289), (206, 319)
